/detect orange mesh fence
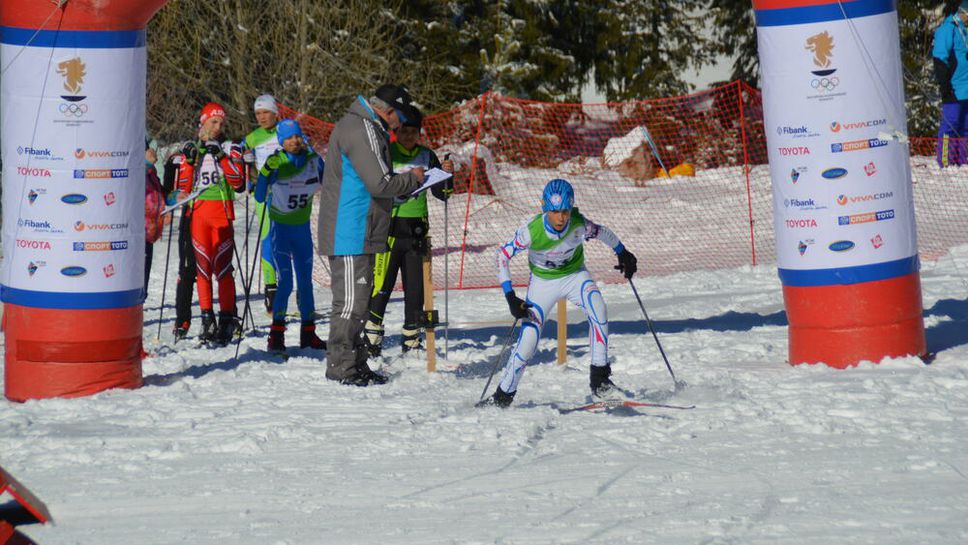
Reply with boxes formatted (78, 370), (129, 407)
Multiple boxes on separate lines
(279, 81), (968, 289)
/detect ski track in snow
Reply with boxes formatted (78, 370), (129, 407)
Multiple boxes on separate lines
(2, 210), (968, 544)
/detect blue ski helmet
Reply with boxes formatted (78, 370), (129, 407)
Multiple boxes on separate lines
(542, 178), (574, 212)
(276, 118), (305, 146)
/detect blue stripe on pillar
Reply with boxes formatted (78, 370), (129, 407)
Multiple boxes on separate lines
(755, 0), (895, 27)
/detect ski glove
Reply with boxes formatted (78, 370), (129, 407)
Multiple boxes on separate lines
(181, 142), (200, 165)
(505, 291), (533, 320)
(615, 248), (637, 279)
(204, 143), (226, 161)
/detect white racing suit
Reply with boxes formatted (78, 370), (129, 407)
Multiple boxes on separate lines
(494, 208), (625, 394)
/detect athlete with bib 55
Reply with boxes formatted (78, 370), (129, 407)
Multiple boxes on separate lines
(254, 119), (327, 353)
(484, 178), (638, 408)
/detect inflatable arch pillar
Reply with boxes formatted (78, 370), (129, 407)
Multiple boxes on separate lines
(1, 0), (168, 401)
(753, 0), (926, 367)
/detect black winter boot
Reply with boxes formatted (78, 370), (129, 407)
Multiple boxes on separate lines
(199, 310), (217, 343)
(590, 364), (618, 398)
(267, 319), (286, 353)
(477, 387), (515, 408)
(215, 311), (241, 345)
(173, 320), (190, 341)
(299, 322), (326, 349)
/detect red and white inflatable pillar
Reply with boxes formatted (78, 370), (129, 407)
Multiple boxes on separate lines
(754, 0), (926, 367)
(1, 1), (167, 401)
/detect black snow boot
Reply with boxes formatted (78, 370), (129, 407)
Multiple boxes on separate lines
(299, 322), (327, 350)
(267, 319), (286, 353)
(215, 311), (241, 345)
(173, 320), (190, 342)
(590, 364), (618, 398)
(199, 310), (217, 343)
(477, 387), (515, 408)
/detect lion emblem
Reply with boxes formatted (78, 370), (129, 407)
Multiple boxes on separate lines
(805, 31), (834, 69)
(56, 57), (86, 95)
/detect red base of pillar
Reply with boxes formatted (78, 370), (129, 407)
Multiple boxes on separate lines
(3, 305), (143, 402)
(784, 272), (926, 368)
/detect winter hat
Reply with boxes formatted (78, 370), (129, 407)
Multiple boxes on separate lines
(374, 83), (418, 124)
(401, 106), (424, 129)
(253, 94), (278, 114)
(199, 102), (226, 124)
(276, 119), (304, 146)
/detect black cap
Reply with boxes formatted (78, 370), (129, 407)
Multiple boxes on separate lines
(402, 107), (423, 128)
(374, 84), (419, 123)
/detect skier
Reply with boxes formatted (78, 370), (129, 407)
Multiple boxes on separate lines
(244, 94), (281, 312)
(253, 119), (327, 353)
(484, 178), (638, 407)
(174, 102), (247, 345)
(363, 108), (453, 357)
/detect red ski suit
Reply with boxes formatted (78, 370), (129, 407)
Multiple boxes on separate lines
(176, 141), (245, 313)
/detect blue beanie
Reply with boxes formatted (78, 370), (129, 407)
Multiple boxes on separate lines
(276, 119), (304, 146)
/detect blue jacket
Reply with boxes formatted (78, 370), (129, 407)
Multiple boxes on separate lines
(933, 14), (968, 102)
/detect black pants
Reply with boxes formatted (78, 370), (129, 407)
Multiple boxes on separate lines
(175, 211), (197, 327)
(144, 241), (153, 300)
(368, 235), (424, 327)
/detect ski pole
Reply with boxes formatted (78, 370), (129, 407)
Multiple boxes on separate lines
(628, 278), (683, 390)
(234, 203), (269, 360)
(478, 317), (521, 403)
(639, 125), (670, 176)
(443, 153), (450, 362)
(155, 207), (178, 342)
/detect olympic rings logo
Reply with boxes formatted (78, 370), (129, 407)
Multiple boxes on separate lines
(811, 77), (840, 92)
(59, 102), (89, 117)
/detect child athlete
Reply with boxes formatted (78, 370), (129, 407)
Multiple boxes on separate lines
(486, 178), (638, 407)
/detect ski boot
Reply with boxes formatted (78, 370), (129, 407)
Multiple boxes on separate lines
(267, 319), (286, 354)
(401, 324), (422, 352)
(299, 321), (327, 349)
(215, 311), (241, 345)
(590, 364), (619, 399)
(264, 283), (277, 315)
(363, 320), (384, 357)
(173, 320), (190, 342)
(198, 310), (217, 344)
(477, 387), (515, 408)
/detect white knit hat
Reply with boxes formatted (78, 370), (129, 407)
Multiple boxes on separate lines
(253, 94), (278, 114)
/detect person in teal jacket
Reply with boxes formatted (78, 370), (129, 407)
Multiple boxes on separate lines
(933, 1), (968, 166)
(254, 119), (326, 353)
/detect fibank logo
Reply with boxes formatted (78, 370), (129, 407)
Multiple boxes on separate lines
(74, 221), (129, 232)
(776, 125), (818, 138)
(17, 166), (51, 177)
(837, 209), (895, 226)
(60, 266), (87, 277)
(74, 169), (129, 179)
(830, 119), (886, 132)
(75, 148), (130, 159)
(72, 241), (128, 251)
(831, 139), (888, 153)
(18, 218), (52, 229)
(16, 239), (52, 250)
(784, 198), (815, 208)
(778, 146), (810, 156)
(821, 167), (847, 179)
(785, 218), (817, 228)
(61, 193), (88, 205)
(828, 240), (855, 252)
(16, 146), (52, 157)
(837, 191), (893, 205)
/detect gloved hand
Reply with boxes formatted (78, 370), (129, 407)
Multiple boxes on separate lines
(204, 142), (226, 161)
(615, 248), (638, 279)
(229, 142), (244, 163)
(181, 141), (199, 165)
(505, 291), (533, 320)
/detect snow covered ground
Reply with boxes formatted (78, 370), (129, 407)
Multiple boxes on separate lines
(1, 223), (967, 543)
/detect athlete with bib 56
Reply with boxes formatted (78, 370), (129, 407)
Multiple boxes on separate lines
(484, 179), (638, 408)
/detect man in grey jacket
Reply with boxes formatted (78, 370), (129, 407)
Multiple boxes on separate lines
(317, 84), (424, 386)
